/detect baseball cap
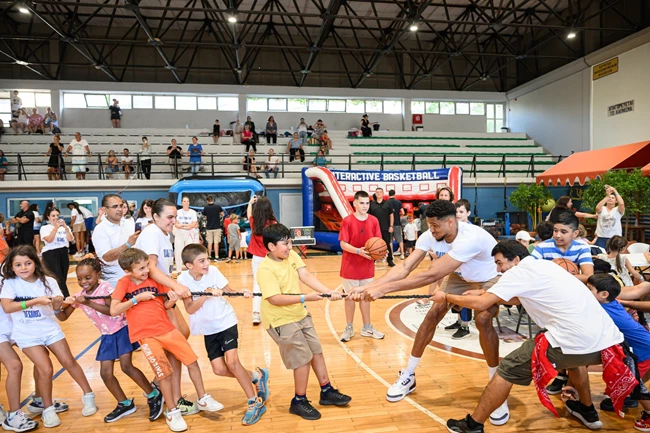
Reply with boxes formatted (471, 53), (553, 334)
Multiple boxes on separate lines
(515, 231), (532, 241)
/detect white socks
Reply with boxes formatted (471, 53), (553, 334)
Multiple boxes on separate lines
(488, 366), (498, 380)
(405, 356), (421, 375)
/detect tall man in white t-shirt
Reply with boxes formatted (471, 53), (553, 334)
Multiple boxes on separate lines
(435, 241), (624, 433)
(355, 200), (509, 425)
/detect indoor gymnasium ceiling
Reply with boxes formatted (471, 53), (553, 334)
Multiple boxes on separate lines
(0, 0), (648, 91)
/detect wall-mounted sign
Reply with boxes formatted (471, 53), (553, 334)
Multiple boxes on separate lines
(593, 57), (618, 80)
(608, 100), (634, 117)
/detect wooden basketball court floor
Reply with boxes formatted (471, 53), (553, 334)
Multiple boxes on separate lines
(8, 254), (636, 432)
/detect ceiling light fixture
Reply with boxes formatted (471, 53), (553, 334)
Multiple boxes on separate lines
(409, 23), (418, 32)
(567, 29), (576, 39)
(228, 15), (237, 23)
(18, 7), (30, 14)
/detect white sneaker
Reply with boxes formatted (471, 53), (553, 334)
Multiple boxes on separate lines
(340, 325), (354, 342)
(3, 410), (38, 432)
(252, 312), (261, 325)
(361, 325), (385, 339)
(42, 407), (60, 428)
(197, 394), (224, 412)
(81, 392), (97, 416)
(489, 400), (510, 426)
(165, 408), (187, 432)
(386, 370), (416, 402)
(400, 254), (405, 260)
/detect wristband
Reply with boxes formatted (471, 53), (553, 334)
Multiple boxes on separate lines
(54, 309), (61, 314)
(131, 297), (138, 306)
(125, 241), (132, 248)
(356, 249), (359, 255)
(20, 301), (27, 310)
(300, 295), (305, 304)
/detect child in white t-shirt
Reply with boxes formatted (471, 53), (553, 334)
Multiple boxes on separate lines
(403, 215), (418, 255)
(240, 227), (248, 259)
(178, 244), (268, 425)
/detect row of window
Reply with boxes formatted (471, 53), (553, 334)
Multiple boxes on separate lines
(411, 101), (504, 117)
(0, 91), (52, 110)
(63, 94), (240, 111)
(246, 97), (402, 114)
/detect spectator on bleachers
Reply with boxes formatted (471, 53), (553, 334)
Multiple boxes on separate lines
(0, 149), (7, 181)
(109, 99), (122, 128)
(242, 124), (256, 152)
(45, 134), (64, 180)
(105, 150), (119, 179)
(264, 148), (279, 179)
(265, 116), (278, 144)
(167, 138), (183, 177)
(245, 116), (257, 142)
(321, 130), (333, 150)
(287, 132), (305, 163)
(361, 114), (376, 137)
(242, 150), (261, 179)
(188, 136), (204, 175)
(233, 118), (243, 144)
(312, 119), (327, 140)
(44, 107), (58, 133)
(121, 148), (134, 179)
(212, 119), (220, 144)
(312, 149), (328, 167)
(139, 136), (152, 180)
(11, 108), (28, 134)
(27, 108), (44, 134)
(297, 118), (309, 141)
(10, 90), (21, 121)
(64, 132), (91, 180)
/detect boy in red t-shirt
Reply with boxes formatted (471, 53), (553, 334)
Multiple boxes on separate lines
(338, 191), (385, 342)
(110, 248), (223, 432)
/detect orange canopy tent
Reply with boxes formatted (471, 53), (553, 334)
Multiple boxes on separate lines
(536, 140), (650, 186)
(643, 162), (650, 177)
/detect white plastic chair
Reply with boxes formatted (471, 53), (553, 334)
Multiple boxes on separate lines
(627, 243), (650, 254)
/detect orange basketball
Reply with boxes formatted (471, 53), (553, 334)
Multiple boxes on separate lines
(365, 237), (387, 260)
(552, 258), (580, 275)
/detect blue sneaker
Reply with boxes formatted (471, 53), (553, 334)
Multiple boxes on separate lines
(241, 397), (266, 426)
(255, 367), (270, 402)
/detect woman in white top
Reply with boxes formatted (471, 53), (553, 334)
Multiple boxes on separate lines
(173, 197), (199, 273)
(40, 207), (73, 296)
(67, 202), (87, 257)
(593, 186), (625, 249)
(29, 203), (42, 255)
(139, 136), (152, 180)
(135, 199), (154, 230)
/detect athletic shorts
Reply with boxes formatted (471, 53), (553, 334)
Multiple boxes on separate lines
(229, 237), (241, 251)
(203, 324), (239, 361)
(266, 315), (322, 370)
(84, 217), (94, 232)
(639, 358), (650, 379)
(96, 325), (140, 361)
(497, 337), (604, 386)
(440, 273), (500, 296)
(140, 329), (198, 380)
(0, 332), (14, 345)
(404, 240), (416, 249)
(206, 229), (222, 244)
(342, 278), (373, 294)
(72, 223), (86, 233)
(392, 225), (403, 243)
(16, 330), (65, 350)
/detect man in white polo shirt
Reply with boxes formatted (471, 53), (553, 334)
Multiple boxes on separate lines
(92, 194), (140, 287)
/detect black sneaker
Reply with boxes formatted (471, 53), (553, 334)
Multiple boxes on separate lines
(599, 396), (638, 412)
(104, 400), (137, 423)
(446, 415), (484, 433)
(566, 400), (603, 429)
(546, 375), (568, 395)
(445, 322), (461, 331)
(319, 388), (352, 406)
(388, 262), (396, 267)
(289, 399), (321, 420)
(148, 391), (164, 421)
(451, 326), (471, 340)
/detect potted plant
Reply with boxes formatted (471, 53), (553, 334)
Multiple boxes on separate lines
(509, 183), (552, 231)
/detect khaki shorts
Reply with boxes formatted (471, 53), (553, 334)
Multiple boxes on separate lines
(267, 315), (323, 370)
(497, 337), (604, 386)
(440, 273), (500, 295)
(206, 229), (222, 244)
(342, 278), (373, 294)
(72, 223), (86, 233)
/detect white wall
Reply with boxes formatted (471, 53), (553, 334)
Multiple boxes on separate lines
(592, 42), (650, 149)
(422, 113), (487, 133)
(62, 108), (238, 130)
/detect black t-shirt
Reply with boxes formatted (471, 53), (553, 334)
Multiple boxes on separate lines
(203, 203), (224, 230)
(369, 199), (392, 231)
(388, 198), (402, 226)
(213, 124), (220, 136)
(167, 146), (183, 159)
(15, 210), (34, 242)
(109, 106), (121, 117)
(548, 207), (575, 223)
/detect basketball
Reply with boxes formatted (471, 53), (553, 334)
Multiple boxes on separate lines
(553, 258), (580, 275)
(365, 237), (387, 260)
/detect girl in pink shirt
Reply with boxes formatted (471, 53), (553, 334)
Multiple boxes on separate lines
(59, 257), (163, 423)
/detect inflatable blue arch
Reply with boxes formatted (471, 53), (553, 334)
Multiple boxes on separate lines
(168, 175), (264, 212)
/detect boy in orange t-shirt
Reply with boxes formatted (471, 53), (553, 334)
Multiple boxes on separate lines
(110, 248), (223, 432)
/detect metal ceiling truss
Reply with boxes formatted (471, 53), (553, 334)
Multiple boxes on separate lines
(0, 0), (647, 91)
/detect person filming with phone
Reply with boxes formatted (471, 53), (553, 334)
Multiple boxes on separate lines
(40, 206), (75, 296)
(592, 185), (625, 249)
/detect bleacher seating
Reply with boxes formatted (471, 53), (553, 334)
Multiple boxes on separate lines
(0, 129), (557, 181)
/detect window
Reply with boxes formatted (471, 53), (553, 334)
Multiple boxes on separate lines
(111, 95), (131, 109)
(176, 96), (196, 111)
(411, 101), (424, 114)
(383, 100), (401, 114)
(85, 94), (109, 108)
(133, 95), (153, 109)
(308, 99), (326, 111)
(328, 99), (345, 112)
(64, 93), (86, 108)
(346, 99), (365, 113)
(247, 97), (267, 111)
(288, 98), (307, 112)
(218, 97), (238, 111)
(19, 92), (35, 108)
(35, 93), (51, 107)
(486, 104), (504, 132)
(470, 102), (484, 115)
(0, 99), (10, 124)
(365, 100), (383, 113)
(198, 97), (217, 110)
(455, 102), (469, 115)
(440, 102), (455, 115)
(268, 98), (287, 111)
(155, 96), (175, 109)
(425, 102), (439, 114)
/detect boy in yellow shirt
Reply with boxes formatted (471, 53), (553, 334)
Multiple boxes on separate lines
(257, 224), (352, 420)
